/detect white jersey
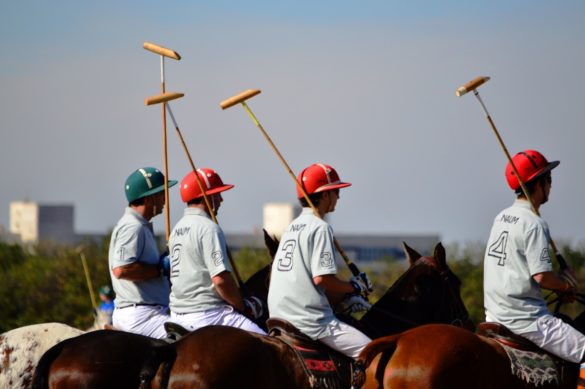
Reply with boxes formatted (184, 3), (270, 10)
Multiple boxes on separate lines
(484, 199), (553, 333)
(268, 208), (338, 339)
(108, 207), (170, 308)
(168, 207), (231, 314)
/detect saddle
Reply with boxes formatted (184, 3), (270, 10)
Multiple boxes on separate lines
(267, 318), (360, 389)
(477, 322), (541, 351)
(478, 322), (575, 387)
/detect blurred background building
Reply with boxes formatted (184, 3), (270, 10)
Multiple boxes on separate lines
(2, 200), (439, 261)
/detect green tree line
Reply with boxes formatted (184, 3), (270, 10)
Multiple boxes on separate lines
(1, 239), (584, 333)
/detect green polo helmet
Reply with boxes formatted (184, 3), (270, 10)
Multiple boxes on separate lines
(125, 167), (177, 203)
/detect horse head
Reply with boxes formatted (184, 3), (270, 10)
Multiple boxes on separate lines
(240, 229), (278, 331)
(359, 242), (474, 338)
(243, 229), (277, 300)
(263, 228), (280, 259)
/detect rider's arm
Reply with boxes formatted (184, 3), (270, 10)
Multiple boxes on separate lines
(212, 271), (245, 312)
(314, 274), (355, 306)
(111, 223), (161, 281)
(113, 262), (160, 281)
(532, 271), (572, 292)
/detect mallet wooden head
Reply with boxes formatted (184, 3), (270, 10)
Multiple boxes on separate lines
(144, 92), (184, 106)
(220, 90), (261, 110)
(143, 42), (181, 60)
(456, 76), (490, 97)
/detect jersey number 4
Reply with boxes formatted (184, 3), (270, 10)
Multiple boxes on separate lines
(488, 231), (509, 266)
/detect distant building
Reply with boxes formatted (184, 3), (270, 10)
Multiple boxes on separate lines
(9, 201), (76, 244)
(262, 203), (300, 239)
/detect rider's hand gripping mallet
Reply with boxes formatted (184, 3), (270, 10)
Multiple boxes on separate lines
(143, 42), (181, 241)
(145, 91), (247, 291)
(220, 90), (370, 290)
(456, 76), (568, 270)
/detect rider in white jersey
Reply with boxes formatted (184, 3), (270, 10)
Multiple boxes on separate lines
(484, 150), (584, 366)
(109, 167), (176, 339)
(268, 163), (372, 358)
(168, 168), (265, 334)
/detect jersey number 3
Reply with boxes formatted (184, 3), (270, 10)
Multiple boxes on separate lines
(276, 240), (296, 272)
(488, 231), (509, 266)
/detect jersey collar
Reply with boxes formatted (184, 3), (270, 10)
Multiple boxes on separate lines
(184, 207), (211, 219)
(513, 199), (533, 211)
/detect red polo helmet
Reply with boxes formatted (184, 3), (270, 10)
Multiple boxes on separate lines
(505, 150), (559, 191)
(180, 168), (234, 203)
(296, 163), (351, 199)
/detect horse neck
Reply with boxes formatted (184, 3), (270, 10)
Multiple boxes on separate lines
(359, 261), (461, 337)
(244, 264), (271, 300)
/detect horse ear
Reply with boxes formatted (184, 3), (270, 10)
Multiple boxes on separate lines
(263, 229), (279, 259)
(433, 242), (447, 268)
(403, 242), (422, 267)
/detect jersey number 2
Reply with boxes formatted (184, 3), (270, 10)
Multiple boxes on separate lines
(488, 231), (508, 266)
(170, 244), (181, 278)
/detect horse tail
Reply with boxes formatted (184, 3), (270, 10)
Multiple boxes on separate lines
(355, 334), (401, 388)
(138, 344), (176, 389)
(31, 340), (66, 389)
(358, 333), (400, 368)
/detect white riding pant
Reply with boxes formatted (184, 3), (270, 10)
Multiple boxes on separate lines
(113, 304), (169, 339)
(518, 314), (585, 363)
(318, 319), (372, 359)
(170, 305), (266, 335)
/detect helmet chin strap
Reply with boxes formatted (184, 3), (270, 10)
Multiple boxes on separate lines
(541, 182), (549, 204)
(208, 195), (218, 215)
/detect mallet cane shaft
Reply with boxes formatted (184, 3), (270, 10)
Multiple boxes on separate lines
(77, 248), (98, 311)
(456, 76), (567, 269)
(143, 42), (181, 241)
(165, 103), (246, 290)
(220, 90), (363, 278)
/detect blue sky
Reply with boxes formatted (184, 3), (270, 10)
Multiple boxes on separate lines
(1, 1), (584, 246)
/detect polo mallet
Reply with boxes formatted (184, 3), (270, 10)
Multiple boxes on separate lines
(76, 245), (98, 311)
(143, 42), (181, 241)
(163, 101), (247, 291)
(456, 76), (568, 270)
(220, 90), (367, 284)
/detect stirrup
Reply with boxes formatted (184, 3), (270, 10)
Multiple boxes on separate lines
(351, 359), (366, 388)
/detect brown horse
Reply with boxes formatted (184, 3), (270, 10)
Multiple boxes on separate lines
(151, 325), (308, 389)
(357, 323), (579, 389)
(144, 241), (473, 389)
(358, 242), (474, 337)
(31, 330), (170, 389)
